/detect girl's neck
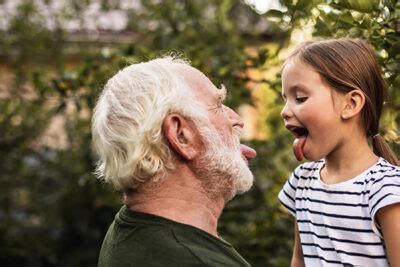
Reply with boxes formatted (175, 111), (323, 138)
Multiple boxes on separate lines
(321, 134), (378, 185)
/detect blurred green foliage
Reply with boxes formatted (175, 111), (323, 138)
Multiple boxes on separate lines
(0, 0), (398, 266)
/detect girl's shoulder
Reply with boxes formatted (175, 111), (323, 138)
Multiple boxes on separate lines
(363, 158), (400, 186)
(369, 158), (400, 177)
(376, 158), (400, 170)
(367, 158), (400, 223)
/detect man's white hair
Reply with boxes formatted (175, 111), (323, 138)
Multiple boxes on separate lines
(92, 56), (207, 190)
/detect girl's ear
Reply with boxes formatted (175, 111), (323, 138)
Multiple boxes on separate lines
(162, 114), (202, 160)
(341, 90), (365, 120)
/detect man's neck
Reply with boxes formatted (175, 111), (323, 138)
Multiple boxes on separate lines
(124, 172), (225, 237)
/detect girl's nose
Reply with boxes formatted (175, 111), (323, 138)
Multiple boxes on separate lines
(280, 103), (292, 121)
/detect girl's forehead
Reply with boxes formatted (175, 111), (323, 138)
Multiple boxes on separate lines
(282, 61), (322, 87)
(281, 62), (339, 101)
(283, 58), (314, 74)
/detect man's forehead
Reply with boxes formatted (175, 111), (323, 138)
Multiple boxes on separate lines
(177, 65), (219, 97)
(177, 65), (209, 83)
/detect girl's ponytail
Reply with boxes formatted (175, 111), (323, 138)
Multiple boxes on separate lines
(372, 134), (399, 166)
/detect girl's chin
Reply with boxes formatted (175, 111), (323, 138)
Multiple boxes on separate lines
(303, 149), (324, 162)
(302, 141), (326, 161)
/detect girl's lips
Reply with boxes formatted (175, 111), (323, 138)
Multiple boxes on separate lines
(240, 144), (257, 161)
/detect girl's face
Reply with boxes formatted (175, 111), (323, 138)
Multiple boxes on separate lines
(281, 59), (346, 161)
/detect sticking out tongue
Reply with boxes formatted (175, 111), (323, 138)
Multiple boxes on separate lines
(240, 144), (257, 160)
(293, 136), (307, 161)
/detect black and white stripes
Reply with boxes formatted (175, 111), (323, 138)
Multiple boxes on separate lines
(278, 158), (400, 267)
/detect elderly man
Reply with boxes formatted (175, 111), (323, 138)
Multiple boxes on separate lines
(92, 57), (257, 266)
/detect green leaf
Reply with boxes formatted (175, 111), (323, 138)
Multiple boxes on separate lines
(346, 0), (376, 12)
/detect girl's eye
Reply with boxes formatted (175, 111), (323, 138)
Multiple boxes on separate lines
(296, 97), (308, 103)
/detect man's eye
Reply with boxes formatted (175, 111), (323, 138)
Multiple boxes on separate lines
(296, 97), (308, 103)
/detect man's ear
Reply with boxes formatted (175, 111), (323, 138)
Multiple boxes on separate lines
(341, 90), (365, 120)
(162, 114), (202, 160)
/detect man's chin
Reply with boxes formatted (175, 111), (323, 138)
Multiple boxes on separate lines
(196, 132), (254, 201)
(235, 173), (254, 195)
(225, 168), (254, 202)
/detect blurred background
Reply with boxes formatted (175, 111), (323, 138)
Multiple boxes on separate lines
(0, 0), (399, 266)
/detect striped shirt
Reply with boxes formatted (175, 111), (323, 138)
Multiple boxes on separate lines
(278, 157), (400, 266)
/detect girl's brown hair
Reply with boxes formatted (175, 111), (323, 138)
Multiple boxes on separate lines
(285, 38), (399, 166)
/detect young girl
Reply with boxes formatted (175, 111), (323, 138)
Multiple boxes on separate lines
(278, 38), (400, 266)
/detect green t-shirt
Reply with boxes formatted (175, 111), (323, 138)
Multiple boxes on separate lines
(98, 205), (251, 267)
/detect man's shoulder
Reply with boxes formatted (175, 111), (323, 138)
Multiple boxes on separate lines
(171, 227), (250, 266)
(99, 213), (250, 267)
(99, 219), (205, 266)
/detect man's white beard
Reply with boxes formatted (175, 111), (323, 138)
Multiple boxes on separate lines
(193, 125), (254, 202)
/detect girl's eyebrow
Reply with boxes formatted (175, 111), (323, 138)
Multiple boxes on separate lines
(282, 84), (309, 100)
(289, 84), (308, 92)
(282, 84), (308, 98)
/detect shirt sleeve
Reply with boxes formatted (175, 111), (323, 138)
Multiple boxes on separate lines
(278, 165), (302, 217)
(368, 167), (400, 236)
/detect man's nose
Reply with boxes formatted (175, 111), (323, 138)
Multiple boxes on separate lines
(224, 106), (244, 128)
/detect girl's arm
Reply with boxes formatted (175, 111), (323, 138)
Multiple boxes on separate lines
(377, 203), (400, 267)
(291, 221), (305, 267)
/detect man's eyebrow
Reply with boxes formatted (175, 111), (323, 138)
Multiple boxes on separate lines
(219, 84), (227, 102)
